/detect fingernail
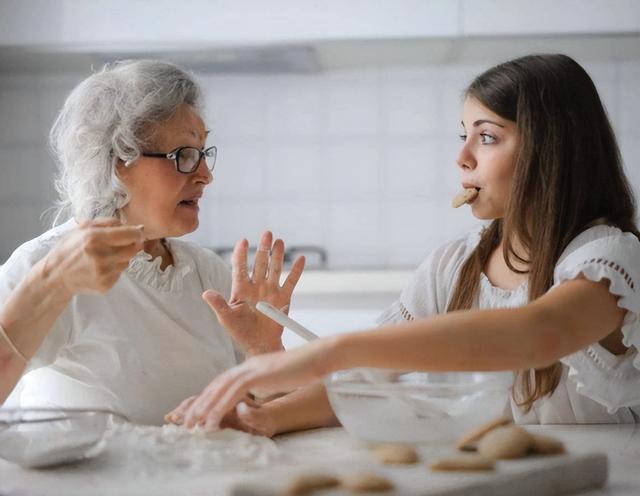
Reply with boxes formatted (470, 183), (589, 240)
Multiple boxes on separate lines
(236, 402), (249, 415)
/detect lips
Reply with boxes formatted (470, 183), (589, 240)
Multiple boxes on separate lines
(178, 193), (202, 207)
(462, 183), (481, 191)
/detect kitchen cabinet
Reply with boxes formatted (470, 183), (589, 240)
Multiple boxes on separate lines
(1, 0), (637, 53)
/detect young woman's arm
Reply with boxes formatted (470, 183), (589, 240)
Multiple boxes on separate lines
(332, 277), (626, 373)
(174, 277), (625, 429)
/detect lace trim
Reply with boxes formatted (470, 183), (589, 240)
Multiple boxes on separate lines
(376, 300), (415, 326)
(577, 258), (635, 291)
(555, 257), (640, 412)
(399, 302), (415, 321)
(479, 273), (528, 298)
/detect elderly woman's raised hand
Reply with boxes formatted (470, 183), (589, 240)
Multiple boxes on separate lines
(44, 218), (144, 296)
(202, 231), (305, 356)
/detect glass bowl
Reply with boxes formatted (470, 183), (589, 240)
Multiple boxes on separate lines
(325, 369), (512, 444)
(0, 408), (127, 468)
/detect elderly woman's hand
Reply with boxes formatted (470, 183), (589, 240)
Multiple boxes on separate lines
(203, 231), (305, 356)
(164, 393), (277, 437)
(44, 217), (144, 296)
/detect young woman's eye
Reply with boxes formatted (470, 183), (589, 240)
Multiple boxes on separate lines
(480, 133), (497, 144)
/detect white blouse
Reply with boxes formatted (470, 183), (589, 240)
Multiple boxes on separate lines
(378, 225), (640, 424)
(0, 220), (242, 425)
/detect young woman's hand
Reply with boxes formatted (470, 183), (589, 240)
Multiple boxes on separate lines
(203, 231), (305, 356)
(43, 218), (144, 296)
(166, 339), (331, 431)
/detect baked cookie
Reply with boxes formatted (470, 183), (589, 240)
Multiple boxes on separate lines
(477, 425), (533, 460)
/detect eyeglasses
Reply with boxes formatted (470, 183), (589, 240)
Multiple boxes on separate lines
(141, 146), (217, 174)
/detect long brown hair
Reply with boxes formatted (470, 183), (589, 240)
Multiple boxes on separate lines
(446, 54), (639, 411)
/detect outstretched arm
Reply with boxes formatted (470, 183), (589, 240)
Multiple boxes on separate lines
(172, 277), (625, 430)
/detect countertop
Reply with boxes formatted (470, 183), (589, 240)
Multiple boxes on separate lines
(0, 424), (638, 496)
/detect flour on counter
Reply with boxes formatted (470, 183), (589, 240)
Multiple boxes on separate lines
(101, 423), (283, 475)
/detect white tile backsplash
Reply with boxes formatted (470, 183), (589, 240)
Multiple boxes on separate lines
(265, 76), (323, 137)
(325, 72), (381, 136)
(266, 143), (324, 197)
(619, 60), (640, 137)
(0, 146), (45, 198)
(202, 75), (267, 139)
(0, 89), (40, 144)
(326, 142), (381, 198)
(383, 81), (441, 136)
(383, 140), (443, 198)
(211, 142), (267, 198)
(2, 55), (640, 267)
(265, 200), (326, 246)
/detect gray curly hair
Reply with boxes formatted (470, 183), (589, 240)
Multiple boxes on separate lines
(49, 59), (203, 223)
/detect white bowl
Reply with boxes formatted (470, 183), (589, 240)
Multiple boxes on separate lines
(325, 369), (512, 444)
(0, 408), (127, 468)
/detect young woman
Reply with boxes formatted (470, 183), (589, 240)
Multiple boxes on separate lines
(168, 54), (640, 431)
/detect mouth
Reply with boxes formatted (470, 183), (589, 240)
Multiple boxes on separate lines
(178, 197), (201, 209)
(462, 183), (481, 192)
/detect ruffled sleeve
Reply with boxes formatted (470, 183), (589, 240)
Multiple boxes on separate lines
(377, 229), (481, 326)
(554, 226), (640, 413)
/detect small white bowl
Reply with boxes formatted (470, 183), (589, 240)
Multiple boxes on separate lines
(0, 408), (127, 468)
(326, 369), (512, 444)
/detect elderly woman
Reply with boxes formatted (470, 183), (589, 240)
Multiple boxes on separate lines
(0, 60), (304, 426)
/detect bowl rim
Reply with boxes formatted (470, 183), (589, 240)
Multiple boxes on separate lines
(0, 407), (129, 426)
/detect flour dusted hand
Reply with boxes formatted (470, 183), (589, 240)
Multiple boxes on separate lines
(43, 218), (144, 296)
(203, 231), (305, 356)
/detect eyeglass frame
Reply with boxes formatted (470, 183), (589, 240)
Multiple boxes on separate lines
(141, 145), (217, 174)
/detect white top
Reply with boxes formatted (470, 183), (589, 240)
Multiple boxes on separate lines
(0, 220), (242, 425)
(377, 225), (640, 424)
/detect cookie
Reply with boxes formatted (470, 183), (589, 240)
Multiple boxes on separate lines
(285, 473), (340, 495)
(477, 425), (533, 460)
(370, 444), (419, 465)
(340, 471), (393, 493)
(430, 454), (495, 472)
(530, 434), (566, 455)
(451, 187), (479, 208)
(456, 416), (513, 451)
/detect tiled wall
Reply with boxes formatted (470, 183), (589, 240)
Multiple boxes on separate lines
(1, 58), (638, 268)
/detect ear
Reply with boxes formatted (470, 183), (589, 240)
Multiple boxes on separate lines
(114, 158), (130, 180)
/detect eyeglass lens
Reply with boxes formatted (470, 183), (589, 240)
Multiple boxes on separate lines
(176, 147), (216, 173)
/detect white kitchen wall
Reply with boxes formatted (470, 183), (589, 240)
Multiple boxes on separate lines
(1, 57), (639, 267)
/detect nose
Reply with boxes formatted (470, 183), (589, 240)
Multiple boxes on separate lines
(456, 140), (476, 171)
(193, 156), (213, 184)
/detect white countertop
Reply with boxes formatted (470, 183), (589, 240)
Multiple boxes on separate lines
(1, 424), (638, 496)
(292, 270), (413, 295)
